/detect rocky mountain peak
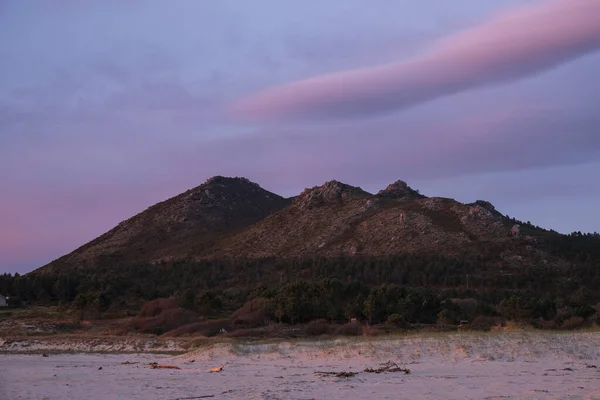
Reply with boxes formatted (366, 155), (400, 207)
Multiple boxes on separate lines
(472, 200), (496, 212)
(377, 180), (425, 200)
(294, 180), (371, 209)
(182, 176), (272, 207)
(203, 176), (261, 190)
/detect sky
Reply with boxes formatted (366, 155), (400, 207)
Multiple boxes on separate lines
(1, 0), (599, 274)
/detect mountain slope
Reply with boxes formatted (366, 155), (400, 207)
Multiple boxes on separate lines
(36, 176), (576, 274)
(39, 176), (290, 272)
(198, 181), (549, 268)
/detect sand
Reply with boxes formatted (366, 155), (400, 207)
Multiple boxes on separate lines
(2, 331), (600, 399)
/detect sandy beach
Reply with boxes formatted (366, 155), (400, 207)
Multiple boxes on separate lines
(2, 331), (600, 399)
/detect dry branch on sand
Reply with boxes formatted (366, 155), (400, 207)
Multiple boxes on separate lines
(315, 361), (410, 379)
(364, 361), (411, 374)
(314, 371), (359, 378)
(148, 362), (181, 370)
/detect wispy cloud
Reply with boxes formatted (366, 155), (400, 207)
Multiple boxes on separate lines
(232, 0), (600, 122)
(156, 103), (600, 191)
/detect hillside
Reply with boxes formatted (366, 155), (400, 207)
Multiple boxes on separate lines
(3, 176), (599, 332)
(36, 176), (578, 272)
(203, 180), (526, 260)
(38, 176), (290, 273)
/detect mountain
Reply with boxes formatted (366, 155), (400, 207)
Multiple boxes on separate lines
(36, 176), (578, 275)
(198, 180), (550, 267)
(38, 176), (290, 273)
(15, 175), (600, 330)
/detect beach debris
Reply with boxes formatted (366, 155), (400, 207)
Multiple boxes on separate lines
(364, 361), (410, 374)
(171, 396), (215, 400)
(149, 362), (181, 370)
(586, 364), (597, 369)
(315, 361), (410, 379)
(207, 365), (224, 373)
(98, 367), (102, 370)
(42, 354), (49, 357)
(562, 367), (574, 371)
(121, 361), (139, 365)
(314, 371), (359, 378)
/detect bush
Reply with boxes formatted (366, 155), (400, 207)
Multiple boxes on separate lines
(362, 324), (377, 337)
(132, 299), (198, 334)
(573, 304), (596, 319)
(132, 308), (198, 334)
(305, 319), (331, 336)
(470, 316), (502, 331)
(451, 298), (479, 321)
(164, 318), (232, 337)
(386, 313), (408, 328)
(335, 321), (363, 336)
(137, 298), (178, 318)
(531, 318), (558, 330)
(561, 316), (584, 330)
(436, 309), (456, 326)
(231, 297), (273, 327)
(225, 328), (269, 338)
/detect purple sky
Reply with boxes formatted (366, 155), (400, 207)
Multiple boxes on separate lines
(1, 0), (599, 274)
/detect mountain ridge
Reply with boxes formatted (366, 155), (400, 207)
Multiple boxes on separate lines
(35, 175), (572, 274)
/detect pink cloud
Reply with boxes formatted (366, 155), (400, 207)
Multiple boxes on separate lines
(231, 0), (600, 122)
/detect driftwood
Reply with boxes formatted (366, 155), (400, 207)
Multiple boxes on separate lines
(207, 365), (224, 373)
(314, 371), (359, 378)
(150, 364), (181, 370)
(172, 396), (215, 400)
(315, 361), (410, 379)
(121, 361), (139, 365)
(364, 361), (411, 374)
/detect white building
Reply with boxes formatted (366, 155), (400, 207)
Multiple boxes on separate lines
(0, 294), (8, 307)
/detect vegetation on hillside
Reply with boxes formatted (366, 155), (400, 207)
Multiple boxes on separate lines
(4, 177), (598, 336)
(2, 234), (599, 334)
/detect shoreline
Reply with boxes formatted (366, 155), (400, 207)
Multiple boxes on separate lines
(2, 331), (599, 399)
(2, 328), (600, 355)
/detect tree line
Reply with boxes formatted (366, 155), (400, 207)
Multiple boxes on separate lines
(1, 242), (598, 328)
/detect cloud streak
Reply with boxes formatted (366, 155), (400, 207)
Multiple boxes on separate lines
(232, 0), (600, 121)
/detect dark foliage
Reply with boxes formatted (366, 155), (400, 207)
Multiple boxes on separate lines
(1, 241), (599, 329)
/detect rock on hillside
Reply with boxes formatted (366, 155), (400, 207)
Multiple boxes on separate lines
(38, 176), (290, 272)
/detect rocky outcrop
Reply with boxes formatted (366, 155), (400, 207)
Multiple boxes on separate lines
(511, 224), (521, 237)
(377, 180), (425, 200)
(472, 200), (496, 211)
(294, 180), (371, 209)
